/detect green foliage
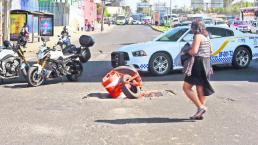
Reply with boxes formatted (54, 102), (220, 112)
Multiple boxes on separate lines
(104, 8), (111, 17)
(152, 25), (171, 32)
(193, 7), (204, 13)
(204, 1), (254, 15)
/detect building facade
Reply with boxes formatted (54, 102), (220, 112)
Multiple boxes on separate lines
(106, 6), (124, 17)
(11, 0), (39, 11)
(191, 0), (224, 9)
(137, 2), (152, 16)
(211, 0), (223, 8)
(191, 0), (204, 9)
(84, 0), (97, 26)
(39, 1), (70, 26)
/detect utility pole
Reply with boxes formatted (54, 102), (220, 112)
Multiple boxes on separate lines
(3, 0), (11, 41)
(101, 0), (105, 32)
(170, 0), (172, 27)
(0, 0), (3, 45)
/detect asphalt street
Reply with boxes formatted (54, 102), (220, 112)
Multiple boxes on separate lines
(0, 25), (258, 145)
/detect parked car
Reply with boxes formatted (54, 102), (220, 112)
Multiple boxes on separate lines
(175, 21), (192, 27)
(249, 21), (258, 34)
(111, 26), (258, 75)
(203, 18), (214, 25)
(116, 15), (126, 25)
(132, 20), (142, 25)
(171, 18), (180, 27)
(231, 21), (251, 33)
(215, 20), (228, 27)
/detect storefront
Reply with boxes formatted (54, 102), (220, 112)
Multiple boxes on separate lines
(10, 10), (54, 42)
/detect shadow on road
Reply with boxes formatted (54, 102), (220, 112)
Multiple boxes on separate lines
(81, 61), (258, 83)
(1, 78), (62, 88)
(95, 117), (195, 124)
(1, 60), (257, 87)
(82, 93), (113, 99)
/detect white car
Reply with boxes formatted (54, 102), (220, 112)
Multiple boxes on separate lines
(111, 26), (258, 75)
(132, 20), (142, 25)
(215, 20), (229, 27)
(116, 16), (126, 25)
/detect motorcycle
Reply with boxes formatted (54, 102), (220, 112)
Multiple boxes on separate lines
(0, 40), (29, 81)
(56, 34), (77, 55)
(27, 35), (94, 87)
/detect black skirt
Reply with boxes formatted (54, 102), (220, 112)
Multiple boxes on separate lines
(184, 56), (215, 96)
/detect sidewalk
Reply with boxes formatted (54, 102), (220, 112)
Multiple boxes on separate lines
(24, 24), (114, 60)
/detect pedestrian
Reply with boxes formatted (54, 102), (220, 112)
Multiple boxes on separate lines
(91, 21), (95, 31)
(20, 23), (29, 47)
(87, 22), (91, 31)
(61, 26), (69, 36)
(182, 20), (215, 120)
(108, 18), (111, 26)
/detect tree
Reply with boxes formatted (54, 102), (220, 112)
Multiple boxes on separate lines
(193, 7), (204, 13)
(104, 8), (111, 17)
(141, 0), (149, 2)
(122, 6), (132, 16)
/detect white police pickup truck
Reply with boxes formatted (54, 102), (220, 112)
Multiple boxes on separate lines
(111, 26), (258, 75)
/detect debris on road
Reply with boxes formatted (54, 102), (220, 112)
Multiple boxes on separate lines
(102, 66), (142, 99)
(83, 90), (176, 100)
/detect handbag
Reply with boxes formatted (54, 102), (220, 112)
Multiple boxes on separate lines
(181, 53), (191, 65)
(180, 43), (192, 65)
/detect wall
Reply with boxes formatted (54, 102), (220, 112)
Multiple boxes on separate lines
(106, 6), (124, 17)
(39, 2), (69, 26)
(84, 0), (97, 26)
(69, 4), (84, 31)
(11, 0), (39, 11)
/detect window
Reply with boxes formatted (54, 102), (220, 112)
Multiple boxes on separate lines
(182, 31), (194, 42)
(157, 28), (188, 42)
(206, 27), (234, 38)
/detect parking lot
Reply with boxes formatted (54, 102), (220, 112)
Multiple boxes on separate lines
(0, 25), (258, 145)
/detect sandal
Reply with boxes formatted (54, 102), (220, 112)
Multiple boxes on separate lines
(190, 107), (207, 120)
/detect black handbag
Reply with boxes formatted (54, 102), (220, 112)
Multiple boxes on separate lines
(181, 53), (191, 65)
(180, 43), (192, 65)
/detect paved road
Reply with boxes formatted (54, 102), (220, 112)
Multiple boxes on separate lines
(0, 25), (258, 145)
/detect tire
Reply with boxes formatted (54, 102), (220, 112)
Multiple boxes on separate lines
(66, 61), (83, 81)
(27, 67), (45, 87)
(149, 52), (172, 76)
(122, 75), (141, 99)
(232, 47), (251, 69)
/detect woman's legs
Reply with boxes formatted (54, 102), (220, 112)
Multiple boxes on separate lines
(183, 82), (202, 108)
(196, 85), (207, 106)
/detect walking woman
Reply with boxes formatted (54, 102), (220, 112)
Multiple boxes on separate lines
(183, 20), (215, 120)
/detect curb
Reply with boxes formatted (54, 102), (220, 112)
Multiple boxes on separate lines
(149, 25), (164, 33)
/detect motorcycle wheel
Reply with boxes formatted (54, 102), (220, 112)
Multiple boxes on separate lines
(27, 67), (45, 87)
(122, 75), (141, 99)
(66, 61), (83, 82)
